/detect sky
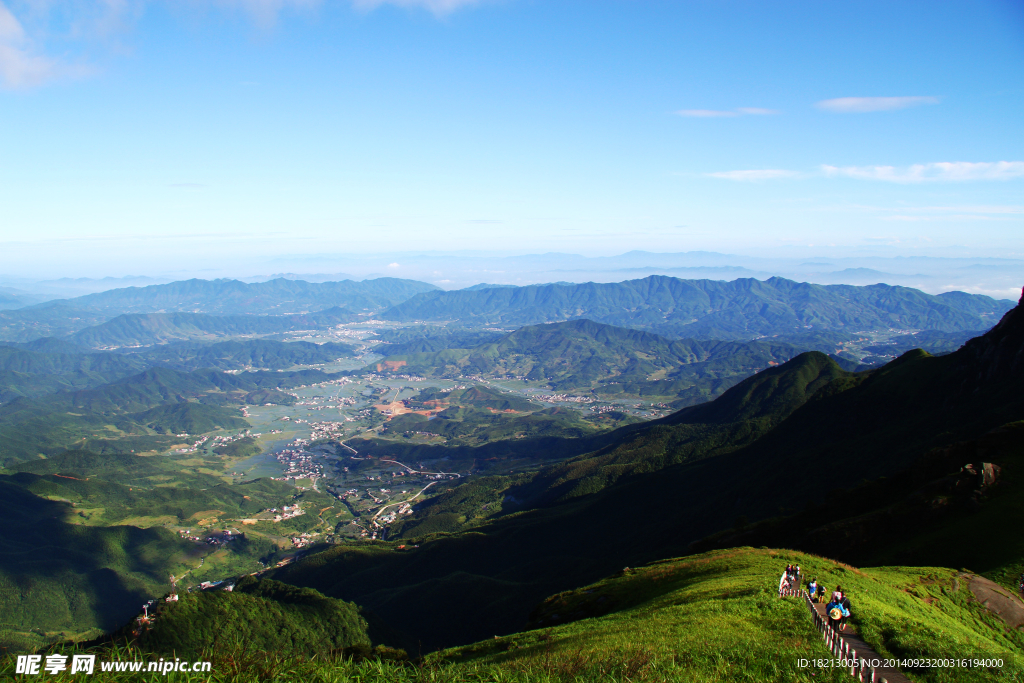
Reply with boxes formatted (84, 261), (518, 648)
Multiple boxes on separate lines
(0, 0), (1022, 278)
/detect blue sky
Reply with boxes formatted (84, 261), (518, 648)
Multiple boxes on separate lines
(0, 0), (1021, 277)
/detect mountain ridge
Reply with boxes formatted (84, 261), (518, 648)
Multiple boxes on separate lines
(381, 275), (1012, 339)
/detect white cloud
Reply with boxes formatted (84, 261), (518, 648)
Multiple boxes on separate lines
(676, 107), (778, 118)
(707, 169), (800, 181)
(822, 161), (1024, 183)
(0, 2), (24, 42)
(351, 0), (483, 14)
(0, 42), (57, 88)
(0, 1), (101, 88)
(815, 96), (939, 113)
(0, 1), (58, 88)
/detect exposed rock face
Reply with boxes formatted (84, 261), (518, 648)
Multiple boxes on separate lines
(959, 462), (1002, 489)
(964, 573), (1024, 629)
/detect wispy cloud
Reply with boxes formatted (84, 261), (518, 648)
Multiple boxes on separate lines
(351, 0), (483, 14)
(676, 107), (779, 118)
(823, 161), (1024, 183)
(0, 1), (59, 88)
(815, 96), (939, 113)
(707, 169), (800, 181)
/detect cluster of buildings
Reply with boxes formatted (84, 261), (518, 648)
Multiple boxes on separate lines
(209, 431), (260, 449)
(270, 441), (325, 481)
(170, 435), (211, 454)
(290, 532), (316, 548)
(310, 420), (347, 441)
(534, 393), (596, 404)
(176, 528), (237, 546)
(271, 504), (304, 522)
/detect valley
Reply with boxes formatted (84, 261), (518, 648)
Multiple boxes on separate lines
(0, 274), (1020, 683)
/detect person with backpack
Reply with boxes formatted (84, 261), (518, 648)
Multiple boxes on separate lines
(827, 589), (852, 632)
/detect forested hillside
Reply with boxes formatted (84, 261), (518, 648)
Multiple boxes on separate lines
(382, 275), (1012, 338)
(377, 318), (804, 402)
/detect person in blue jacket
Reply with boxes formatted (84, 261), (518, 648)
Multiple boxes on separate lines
(826, 587), (852, 632)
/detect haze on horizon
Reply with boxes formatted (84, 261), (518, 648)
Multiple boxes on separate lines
(0, 0), (1021, 294)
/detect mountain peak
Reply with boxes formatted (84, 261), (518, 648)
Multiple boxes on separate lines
(955, 285), (1024, 384)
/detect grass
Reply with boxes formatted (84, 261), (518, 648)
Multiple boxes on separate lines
(5, 547), (1018, 682)
(434, 548), (1019, 683)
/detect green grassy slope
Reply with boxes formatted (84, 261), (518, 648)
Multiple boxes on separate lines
(8, 548), (1016, 682)
(439, 548), (1019, 683)
(130, 578), (371, 657)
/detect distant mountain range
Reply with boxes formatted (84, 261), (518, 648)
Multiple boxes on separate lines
(0, 278), (438, 342)
(0, 274), (1012, 345)
(382, 275), (1013, 339)
(65, 277), (438, 315)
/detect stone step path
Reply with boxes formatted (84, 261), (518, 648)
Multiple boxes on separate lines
(804, 594), (912, 683)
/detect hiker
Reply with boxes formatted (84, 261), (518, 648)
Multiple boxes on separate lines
(779, 569), (790, 593)
(838, 592), (852, 631)
(827, 589), (852, 632)
(808, 578), (818, 601)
